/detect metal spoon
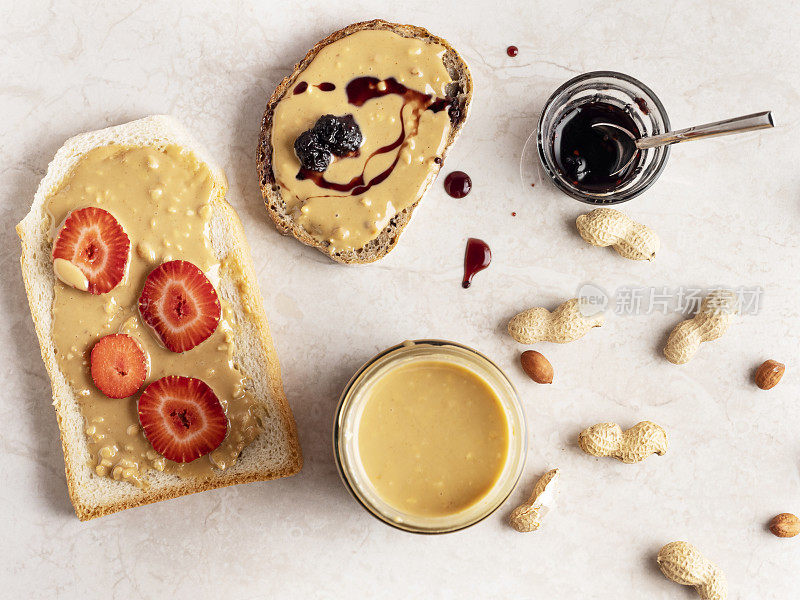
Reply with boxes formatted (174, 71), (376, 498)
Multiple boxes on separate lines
(592, 111), (774, 176)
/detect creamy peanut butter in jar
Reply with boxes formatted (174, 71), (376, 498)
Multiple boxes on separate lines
(334, 341), (527, 533)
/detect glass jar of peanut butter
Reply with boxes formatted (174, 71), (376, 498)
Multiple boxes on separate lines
(334, 340), (527, 533)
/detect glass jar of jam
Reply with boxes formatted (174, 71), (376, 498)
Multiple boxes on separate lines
(536, 71), (671, 204)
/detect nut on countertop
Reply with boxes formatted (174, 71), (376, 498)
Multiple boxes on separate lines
(769, 513), (800, 538)
(520, 350), (553, 384)
(755, 359), (785, 390)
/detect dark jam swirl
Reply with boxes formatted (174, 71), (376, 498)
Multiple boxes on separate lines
(293, 81), (336, 94)
(296, 76), (456, 196)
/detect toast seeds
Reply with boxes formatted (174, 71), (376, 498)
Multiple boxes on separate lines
(90, 334), (148, 398)
(138, 376), (227, 463)
(52, 206), (130, 294)
(139, 260), (221, 352)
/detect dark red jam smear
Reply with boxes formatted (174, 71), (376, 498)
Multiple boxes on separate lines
(296, 76), (457, 196)
(293, 81), (336, 94)
(462, 238), (491, 288)
(444, 171), (472, 198)
(345, 76), (453, 114)
(551, 101), (642, 193)
(507, 46), (518, 57)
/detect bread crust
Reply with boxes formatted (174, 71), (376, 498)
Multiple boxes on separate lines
(257, 19), (473, 264)
(17, 116), (302, 520)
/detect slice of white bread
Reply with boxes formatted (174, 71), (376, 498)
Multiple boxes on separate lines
(17, 115), (302, 521)
(257, 19), (473, 264)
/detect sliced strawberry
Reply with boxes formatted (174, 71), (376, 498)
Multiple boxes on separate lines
(52, 207), (130, 294)
(138, 376), (228, 463)
(138, 260), (221, 352)
(90, 334), (148, 398)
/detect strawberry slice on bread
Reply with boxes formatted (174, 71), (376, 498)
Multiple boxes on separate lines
(52, 206), (130, 294)
(90, 334), (148, 398)
(138, 375), (228, 463)
(138, 260), (221, 352)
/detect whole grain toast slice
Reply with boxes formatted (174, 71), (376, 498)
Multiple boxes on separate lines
(17, 115), (302, 520)
(257, 19), (473, 264)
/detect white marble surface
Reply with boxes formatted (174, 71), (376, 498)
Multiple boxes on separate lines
(2, 0), (800, 597)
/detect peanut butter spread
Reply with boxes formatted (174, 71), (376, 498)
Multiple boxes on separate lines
(46, 144), (264, 487)
(271, 29), (454, 253)
(357, 360), (510, 517)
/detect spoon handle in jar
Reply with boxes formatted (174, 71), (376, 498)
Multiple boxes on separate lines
(636, 111), (774, 149)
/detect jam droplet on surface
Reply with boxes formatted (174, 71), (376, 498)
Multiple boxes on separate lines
(293, 81), (308, 95)
(506, 45), (518, 57)
(444, 171), (472, 198)
(317, 82), (336, 91)
(462, 238), (491, 288)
